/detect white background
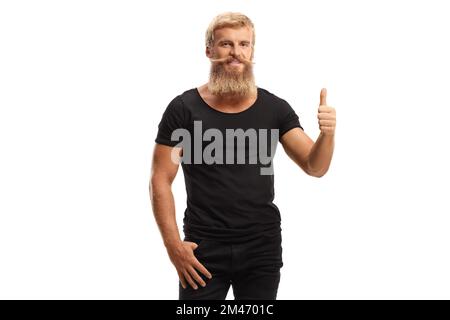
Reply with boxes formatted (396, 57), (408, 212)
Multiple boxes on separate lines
(1, 0), (449, 299)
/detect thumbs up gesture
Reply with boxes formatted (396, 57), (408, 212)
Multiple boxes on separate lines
(317, 88), (336, 136)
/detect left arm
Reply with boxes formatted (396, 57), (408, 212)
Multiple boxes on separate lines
(306, 132), (335, 177)
(280, 88), (336, 177)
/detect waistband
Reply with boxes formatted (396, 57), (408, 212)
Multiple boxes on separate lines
(183, 221), (282, 244)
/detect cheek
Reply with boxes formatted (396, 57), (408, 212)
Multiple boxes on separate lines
(215, 48), (229, 57)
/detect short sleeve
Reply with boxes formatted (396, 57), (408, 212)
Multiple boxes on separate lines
(278, 99), (304, 140)
(155, 96), (187, 147)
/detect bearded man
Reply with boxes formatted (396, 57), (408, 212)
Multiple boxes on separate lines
(150, 12), (336, 300)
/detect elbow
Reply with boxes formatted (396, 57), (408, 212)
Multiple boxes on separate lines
(310, 167), (329, 178)
(310, 171), (326, 178)
(307, 169), (321, 178)
(306, 163), (328, 178)
(148, 179), (155, 201)
(149, 174), (172, 200)
(149, 176), (160, 201)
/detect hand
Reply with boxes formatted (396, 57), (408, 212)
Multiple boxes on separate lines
(318, 88), (336, 136)
(166, 240), (213, 290)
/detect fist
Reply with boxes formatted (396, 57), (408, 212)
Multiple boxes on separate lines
(318, 88), (336, 136)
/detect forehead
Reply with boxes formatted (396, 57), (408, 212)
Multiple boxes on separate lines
(213, 26), (253, 43)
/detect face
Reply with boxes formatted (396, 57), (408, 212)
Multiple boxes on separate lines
(207, 26), (254, 69)
(206, 26), (256, 97)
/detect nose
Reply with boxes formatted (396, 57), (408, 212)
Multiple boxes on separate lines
(230, 43), (243, 58)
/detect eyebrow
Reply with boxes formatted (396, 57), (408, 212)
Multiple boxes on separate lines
(218, 40), (251, 44)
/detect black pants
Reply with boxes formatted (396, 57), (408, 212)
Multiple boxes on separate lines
(179, 232), (283, 300)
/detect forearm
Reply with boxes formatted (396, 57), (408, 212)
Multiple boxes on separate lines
(307, 132), (335, 177)
(149, 181), (183, 250)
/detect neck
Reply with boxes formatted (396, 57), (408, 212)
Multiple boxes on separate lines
(205, 84), (257, 104)
(216, 92), (254, 104)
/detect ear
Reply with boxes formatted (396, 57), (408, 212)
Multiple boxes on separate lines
(206, 46), (212, 58)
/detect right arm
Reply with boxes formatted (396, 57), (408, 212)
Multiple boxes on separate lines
(149, 143), (183, 248)
(149, 143), (212, 289)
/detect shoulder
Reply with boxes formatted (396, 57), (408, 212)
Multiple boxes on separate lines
(163, 88), (198, 117)
(178, 88), (199, 106)
(257, 87), (293, 112)
(159, 90), (194, 126)
(257, 87), (283, 101)
(166, 87), (197, 105)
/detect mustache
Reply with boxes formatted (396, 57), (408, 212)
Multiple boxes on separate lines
(209, 56), (255, 65)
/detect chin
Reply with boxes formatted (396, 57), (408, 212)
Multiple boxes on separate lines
(226, 65), (244, 72)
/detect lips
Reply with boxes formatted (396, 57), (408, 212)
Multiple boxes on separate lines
(228, 59), (242, 65)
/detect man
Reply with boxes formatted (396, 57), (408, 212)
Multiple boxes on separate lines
(150, 12), (336, 300)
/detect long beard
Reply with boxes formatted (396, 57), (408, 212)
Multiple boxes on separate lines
(208, 57), (256, 98)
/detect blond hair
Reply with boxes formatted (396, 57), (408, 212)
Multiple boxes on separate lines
(205, 12), (255, 48)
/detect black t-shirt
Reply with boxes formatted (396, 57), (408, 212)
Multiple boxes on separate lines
(155, 87), (303, 243)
